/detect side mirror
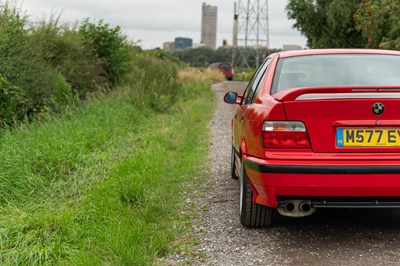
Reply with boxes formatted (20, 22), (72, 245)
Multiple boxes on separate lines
(224, 92), (241, 104)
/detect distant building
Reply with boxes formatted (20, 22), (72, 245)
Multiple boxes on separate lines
(201, 3), (217, 49)
(163, 42), (175, 52)
(193, 43), (207, 49)
(283, 44), (302, 51)
(174, 37), (193, 50)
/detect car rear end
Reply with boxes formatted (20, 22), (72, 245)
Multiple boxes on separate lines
(218, 62), (234, 80)
(244, 50), (400, 217)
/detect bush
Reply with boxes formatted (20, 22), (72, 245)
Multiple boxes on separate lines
(29, 18), (109, 98)
(0, 76), (27, 126)
(51, 73), (74, 110)
(0, 1), (183, 128)
(0, 3), (128, 126)
(79, 19), (133, 85)
(0, 2), (74, 119)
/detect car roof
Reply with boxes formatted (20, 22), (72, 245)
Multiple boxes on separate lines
(277, 49), (400, 58)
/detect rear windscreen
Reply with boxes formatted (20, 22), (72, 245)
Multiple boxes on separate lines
(271, 54), (400, 94)
(219, 63), (232, 70)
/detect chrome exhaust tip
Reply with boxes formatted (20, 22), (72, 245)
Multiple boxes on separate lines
(277, 200), (317, 217)
(284, 201), (295, 212)
(299, 201), (312, 213)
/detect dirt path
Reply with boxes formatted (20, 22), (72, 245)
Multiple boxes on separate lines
(190, 81), (400, 266)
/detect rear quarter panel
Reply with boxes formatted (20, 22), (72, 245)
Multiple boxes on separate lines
(240, 54), (287, 157)
(242, 101), (286, 158)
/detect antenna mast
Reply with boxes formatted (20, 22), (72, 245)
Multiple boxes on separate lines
(233, 0), (269, 68)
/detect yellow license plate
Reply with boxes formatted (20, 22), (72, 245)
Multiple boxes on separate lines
(336, 128), (400, 147)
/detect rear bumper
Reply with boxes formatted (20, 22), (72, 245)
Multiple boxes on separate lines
(243, 155), (400, 208)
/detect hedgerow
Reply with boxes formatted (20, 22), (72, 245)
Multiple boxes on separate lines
(0, 1), (181, 128)
(29, 16), (109, 99)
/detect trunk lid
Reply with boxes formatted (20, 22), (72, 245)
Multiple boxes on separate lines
(274, 86), (400, 153)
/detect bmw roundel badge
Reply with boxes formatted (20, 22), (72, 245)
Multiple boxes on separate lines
(372, 102), (384, 115)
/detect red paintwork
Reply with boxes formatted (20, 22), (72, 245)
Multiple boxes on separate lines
(244, 153), (400, 207)
(229, 49), (400, 208)
(276, 48), (400, 59)
(209, 62), (234, 80)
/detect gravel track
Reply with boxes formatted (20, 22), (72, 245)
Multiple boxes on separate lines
(161, 81), (400, 266)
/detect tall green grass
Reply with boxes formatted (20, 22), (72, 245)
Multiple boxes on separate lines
(0, 79), (215, 265)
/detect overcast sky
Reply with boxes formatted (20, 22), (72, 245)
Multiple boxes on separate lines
(21, 0), (307, 49)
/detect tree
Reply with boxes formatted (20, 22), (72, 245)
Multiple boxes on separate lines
(286, 0), (366, 48)
(355, 0), (400, 50)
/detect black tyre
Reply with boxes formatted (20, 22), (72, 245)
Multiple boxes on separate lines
(239, 162), (273, 228)
(230, 146), (239, 179)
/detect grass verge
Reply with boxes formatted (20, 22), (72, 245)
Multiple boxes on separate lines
(0, 79), (215, 265)
(233, 68), (255, 82)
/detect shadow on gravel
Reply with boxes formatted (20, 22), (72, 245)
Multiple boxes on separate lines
(262, 209), (400, 265)
(275, 208), (400, 230)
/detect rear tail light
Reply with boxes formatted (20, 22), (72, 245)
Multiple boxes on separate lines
(262, 121), (310, 148)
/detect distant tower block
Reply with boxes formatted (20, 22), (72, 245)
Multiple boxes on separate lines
(233, 0), (269, 68)
(232, 2), (239, 47)
(201, 3), (218, 49)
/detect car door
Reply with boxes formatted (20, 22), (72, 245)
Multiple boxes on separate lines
(233, 58), (272, 151)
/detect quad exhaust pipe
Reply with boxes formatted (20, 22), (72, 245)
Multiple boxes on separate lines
(278, 200), (317, 217)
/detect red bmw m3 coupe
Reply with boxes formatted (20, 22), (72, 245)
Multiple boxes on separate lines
(224, 49), (400, 228)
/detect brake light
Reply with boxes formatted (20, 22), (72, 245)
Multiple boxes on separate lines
(262, 121), (310, 148)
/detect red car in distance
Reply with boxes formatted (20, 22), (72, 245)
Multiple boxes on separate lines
(209, 62), (234, 80)
(224, 49), (400, 228)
